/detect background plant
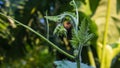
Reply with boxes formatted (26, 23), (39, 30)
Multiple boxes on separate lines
(0, 0), (120, 68)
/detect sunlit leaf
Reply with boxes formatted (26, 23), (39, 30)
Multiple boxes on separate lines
(92, 0), (120, 44)
(79, 0), (92, 15)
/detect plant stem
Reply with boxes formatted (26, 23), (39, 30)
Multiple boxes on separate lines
(101, 0), (111, 68)
(76, 57), (80, 68)
(46, 11), (49, 39)
(73, 0), (79, 27)
(87, 46), (96, 68)
(72, 0), (79, 31)
(76, 45), (83, 68)
(0, 13), (75, 59)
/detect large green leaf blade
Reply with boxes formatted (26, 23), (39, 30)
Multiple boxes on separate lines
(92, 0), (120, 44)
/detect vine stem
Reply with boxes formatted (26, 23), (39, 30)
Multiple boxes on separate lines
(100, 0), (111, 68)
(73, 0), (79, 30)
(0, 13), (75, 59)
(72, 0), (81, 68)
(46, 11), (49, 39)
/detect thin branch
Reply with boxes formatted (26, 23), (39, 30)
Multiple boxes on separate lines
(0, 13), (75, 59)
(73, 0), (79, 30)
(73, 0), (79, 28)
(45, 10), (49, 39)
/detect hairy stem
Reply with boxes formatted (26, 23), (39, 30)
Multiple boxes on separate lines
(0, 13), (75, 59)
(76, 57), (80, 68)
(76, 45), (83, 68)
(101, 0), (111, 68)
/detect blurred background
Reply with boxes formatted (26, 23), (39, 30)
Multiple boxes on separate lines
(0, 0), (120, 68)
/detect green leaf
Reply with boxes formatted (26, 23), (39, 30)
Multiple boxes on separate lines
(70, 30), (80, 48)
(45, 16), (61, 22)
(70, 18), (94, 48)
(78, 18), (89, 44)
(79, 0), (92, 15)
(89, 0), (100, 14)
(53, 24), (67, 37)
(78, 18), (95, 44)
(85, 33), (95, 44)
(54, 60), (93, 68)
